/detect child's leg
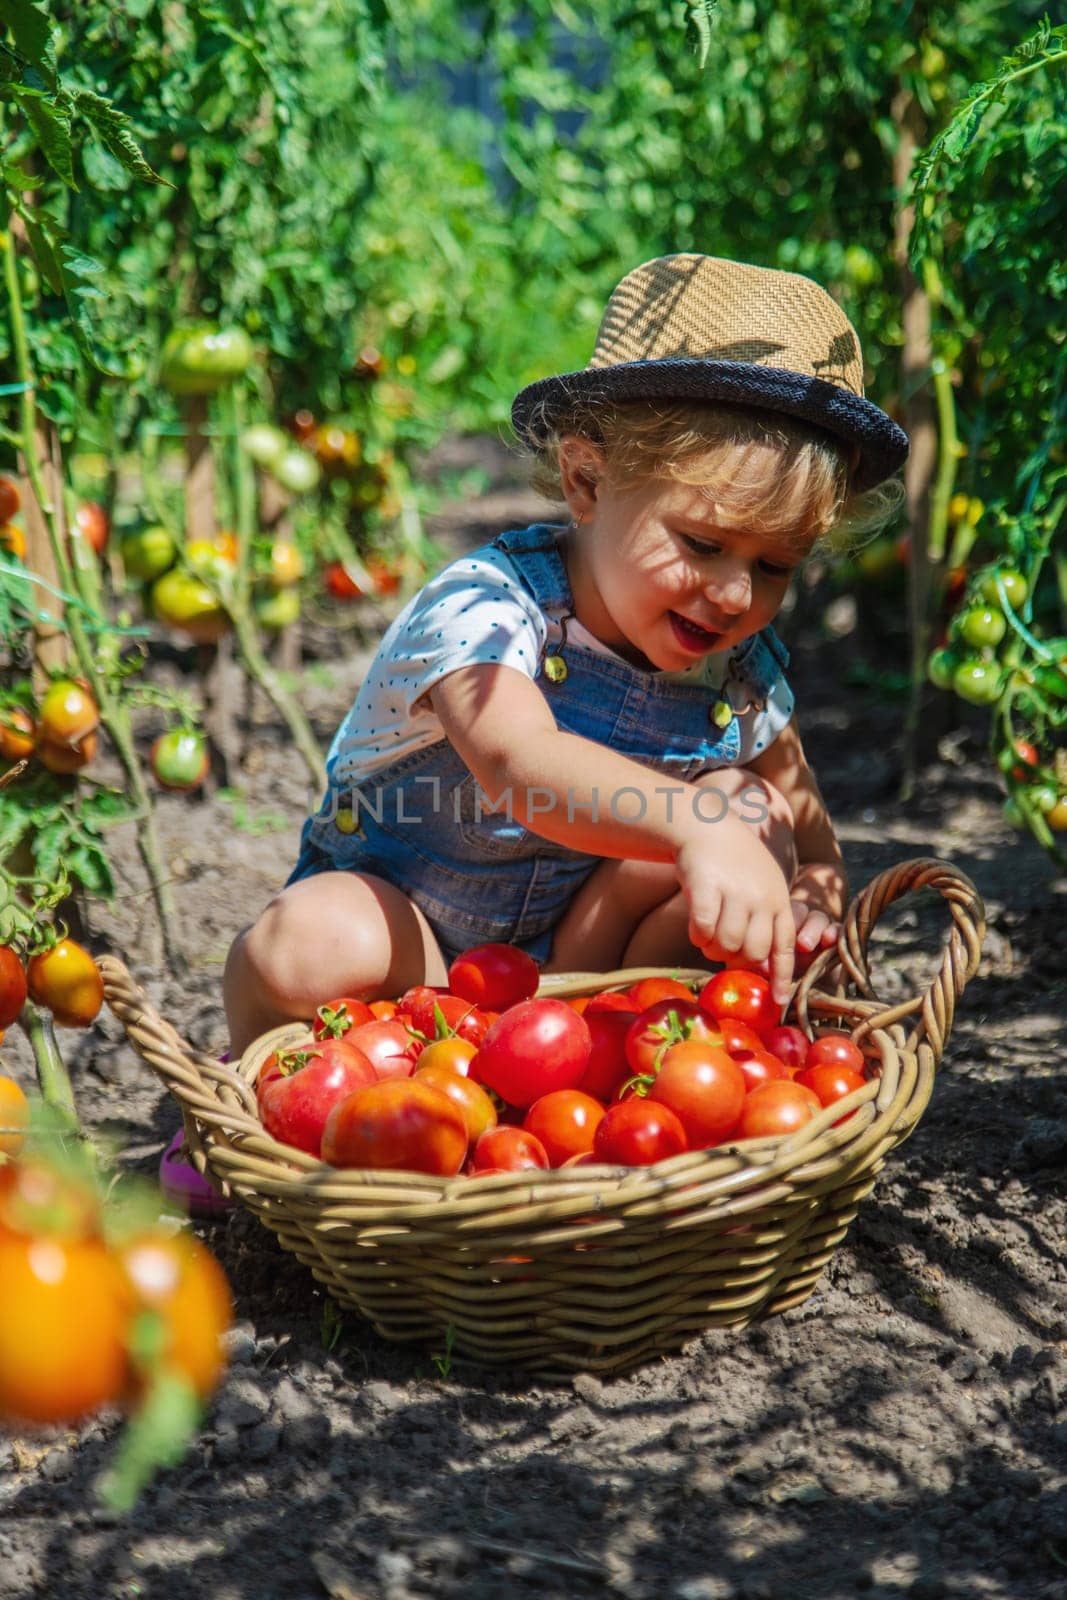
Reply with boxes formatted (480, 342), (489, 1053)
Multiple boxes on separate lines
(544, 768), (796, 974)
(223, 870), (450, 1055)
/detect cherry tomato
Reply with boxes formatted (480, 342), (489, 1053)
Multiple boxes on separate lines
(38, 679), (99, 746)
(523, 1090), (605, 1166)
(796, 1062), (867, 1123)
(0, 1231), (129, 1423)
(470, 1125), (549, 1173)
(312, 996), (376, 1041)
(953, 659), (1001, 706)
(322, 1080), (467, 1175)
(0, 523), (26, 562)
(0, 476), (20, 523)
(0, 707), (36, 762)
(576, 1010), (635, 1102)
(764, 1025), (810, 1070)
(36, 729), (97, 774)
(475, 999), (591, 1108)
(414, 1063), (497, 1144)
(732, 1046), (789, 1092)
(957, 606), (1006, 650)
(979, 568), (1027, 609)
(403, 991), (489, 1046)
(624, 999), (716, 1077)
(324, 562), (364, 601)
(0, 946), (28, 1028)
(118, 1229), (232, 1399)
(698, 970), (780, 1039)
(26, 939), (104, 1027)
(805, 1032), (866, 1074)
(737, 1080), (821, 1140)
(414, 1037), (478, 1077)
(0, 1075), (29, 1157)
(151, 728), (209, 792)
(647, 1041), (746, 1148)
(997, 738), (1040, 782)
(74, 501), (109, 556)
(121, 524), (176, 581)
(152, 569), (230, 644)
(257, 1038), (377, 1157)
(584, 990), (640, 1015)
(269, 541), (305, 589)
(341, 1018), (422, 1080)
(448, 942), (540, 1011)
(626, 976), (693, 1010)
(1047, 796), (1067, 832)
(593, 1097), (687, 1166)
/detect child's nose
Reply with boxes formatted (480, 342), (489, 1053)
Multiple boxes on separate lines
(706, 562), (751, 615)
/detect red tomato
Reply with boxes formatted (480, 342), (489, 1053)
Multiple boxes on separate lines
(415, 1063), (498, 1144)
(764, 1025), (811, 1070)
(805, 1032), (866, 1074)
(402, 991), (488, 1046)
(576, 1010), (635, 1101)
(341, 1018), (423, 1080)
(74, 501), (109, 556)
(715, 1018), (764, 1057)
(0, 1231), (129, 1424)
(0, 476), (19, 524)
(312, 996), (376, 1041)
(26, 939), (103, 1027)
(321, 1080), (467, 1174)
(523, 1090), (605, 1167)
(448, 943), (540, 1011)
(698, 970), (780, 1039)
(396, 983), (449, 1015)
(368, 999), (398, 1020)
(647, 1041), (745, 1148)
(584, 990), (640, 1015)
(0, 946), (27, 1029)
(257, 1038), (377, 1157)
(593, 1097), (687, 1166)
(474, 999), (591, 1108)
(626, 976), (694, 1010)
(624, 999), (718, 1077)
(796, 1062), (866, 1121)
(733, 1047), (789, 1092)
(471, 1125), (549, 1173)
(737, 1080), (821, 1140)
(324, 562), (363, 601)
(0, 707), (36, 762)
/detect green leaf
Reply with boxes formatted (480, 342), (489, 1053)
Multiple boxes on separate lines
(0, 0), (56, 87)
(71, 88), (169, 187)
(66, 839), (114, 898)
(15, 84), (75, 187)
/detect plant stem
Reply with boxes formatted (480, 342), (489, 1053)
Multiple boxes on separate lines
(19, 1002), (78, 1130)
(228, 605), (326, 790)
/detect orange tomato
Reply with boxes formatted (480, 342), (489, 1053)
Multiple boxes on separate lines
(0, 523), (27, 562)
(0, 1230), (129, 1424)
(414, 1062), (498, 1144)
(737, 1080), (821, 1140)
(36, 729), (97, 774)
(37, 679), (100, 747)
(0, 706), (36, 761)
(26, 939), (104, 1028)
(118, 1229), (232, 1400)
(0, 1075), (29, 1158)
(414, 1037), (478, 1076)
(0, 476), (20, 523)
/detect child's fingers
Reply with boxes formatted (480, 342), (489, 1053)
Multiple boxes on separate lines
(770, 908), (797, 1008)
(741, 911), (774, 966)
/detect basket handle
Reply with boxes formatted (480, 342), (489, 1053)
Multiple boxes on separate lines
(97, 954), (262, 1137)
(794, 855), (985, 1061)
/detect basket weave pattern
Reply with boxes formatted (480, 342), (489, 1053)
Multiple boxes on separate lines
(101, 857), (984, 1376)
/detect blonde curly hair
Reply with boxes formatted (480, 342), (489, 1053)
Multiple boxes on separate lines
(522, 397), (904, 553)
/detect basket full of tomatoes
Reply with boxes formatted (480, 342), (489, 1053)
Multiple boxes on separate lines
(99, 857), (984, 1377)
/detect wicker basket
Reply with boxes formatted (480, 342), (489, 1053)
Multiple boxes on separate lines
(100, 856), (984, 1377)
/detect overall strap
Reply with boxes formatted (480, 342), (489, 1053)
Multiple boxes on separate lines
(492, 524), (573, 617)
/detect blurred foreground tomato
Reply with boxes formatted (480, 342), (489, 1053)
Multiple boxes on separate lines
(118, 1229), (233, 1400)
(0, 1074), (29, 1157)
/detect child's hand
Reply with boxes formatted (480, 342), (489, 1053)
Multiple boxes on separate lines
(675, 822), (796, 1006)
(790, 862), (848, 972)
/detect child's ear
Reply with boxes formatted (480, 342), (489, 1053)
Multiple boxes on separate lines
(558, 435), (603, 521)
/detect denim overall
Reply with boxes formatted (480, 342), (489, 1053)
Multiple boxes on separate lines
(288, 524), (789, 963)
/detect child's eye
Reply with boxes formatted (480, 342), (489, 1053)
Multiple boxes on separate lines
(758, 560), (794, 578)
(681, 535), (721, 557)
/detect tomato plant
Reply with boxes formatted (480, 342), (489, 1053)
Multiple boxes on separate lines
(321, 1079), (467, 1175)
(257, 1038), (377, 1157)
(474, 999), (591, 1108)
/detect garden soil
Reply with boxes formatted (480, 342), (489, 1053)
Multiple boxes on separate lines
(2, 441), (1065, 1600)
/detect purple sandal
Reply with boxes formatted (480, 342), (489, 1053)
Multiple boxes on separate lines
(159, 1050), (235, 1219)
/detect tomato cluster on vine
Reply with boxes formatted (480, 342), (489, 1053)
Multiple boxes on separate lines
(253, 945), (872, 1179)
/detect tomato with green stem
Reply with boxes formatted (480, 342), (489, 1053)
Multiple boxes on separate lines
(26, 939), (104, 1028)
(645, 1040), (746, 1148)
(38, 679), (99, 747)
(257, 1037), (377, 1157)
(979, 568), (1027, 609)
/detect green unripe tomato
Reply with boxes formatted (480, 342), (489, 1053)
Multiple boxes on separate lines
(240, 424), (289, 469)
(254, 587), (301, 630)
(842, 246), (878, 288)
(272, 448), (321, 495)
(978, 567), (1027, 610)
(1026, 783), (1059, 816)
(150, 729), (209, 792)
(953, 659), (1002, 706)
(161, 325), (254, 396)
(927, 647), (959, 691)
(121, 525), (176, 582)
(957, 607), (1006, 650)
(151, 569), (230, 644)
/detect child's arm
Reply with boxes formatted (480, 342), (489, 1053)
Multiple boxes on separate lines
(747, 716), (848, 956)
(430, 663), (797, 1000)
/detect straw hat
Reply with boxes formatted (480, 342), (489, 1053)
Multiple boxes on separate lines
(511, 253), (908, 492)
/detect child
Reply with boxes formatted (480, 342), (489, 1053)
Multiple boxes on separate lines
(224, 253), (907, 1055)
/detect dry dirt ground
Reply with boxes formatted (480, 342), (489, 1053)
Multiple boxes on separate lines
(1, 443), (1065, 1600)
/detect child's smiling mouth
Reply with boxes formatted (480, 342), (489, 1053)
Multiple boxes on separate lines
(667, 611), (725, 653)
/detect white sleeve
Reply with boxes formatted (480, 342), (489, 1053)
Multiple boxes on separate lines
(736, 673), (795, 763)
(376, 547), (548, 718)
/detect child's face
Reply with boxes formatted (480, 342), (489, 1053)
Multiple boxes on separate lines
(566, 473), (817, 673)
